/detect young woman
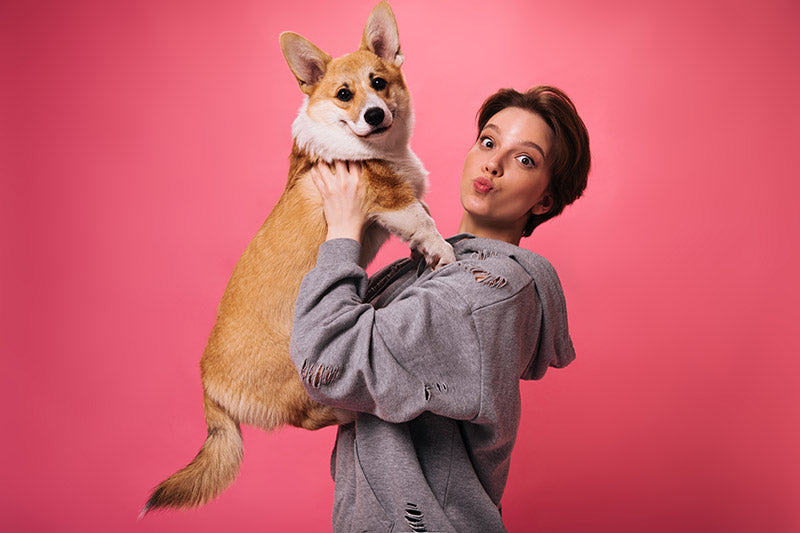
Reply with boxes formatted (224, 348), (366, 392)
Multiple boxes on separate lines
(289, 86), (590, 532)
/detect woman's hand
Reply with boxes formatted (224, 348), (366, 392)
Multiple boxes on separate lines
(310, 160), (367, 243)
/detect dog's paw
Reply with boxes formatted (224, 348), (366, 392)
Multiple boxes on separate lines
(417, 237), (455, 270)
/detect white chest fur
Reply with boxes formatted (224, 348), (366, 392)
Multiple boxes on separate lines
(291, 97), (428, 198)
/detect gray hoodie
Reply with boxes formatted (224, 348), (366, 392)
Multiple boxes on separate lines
(290, 234), (575, 532)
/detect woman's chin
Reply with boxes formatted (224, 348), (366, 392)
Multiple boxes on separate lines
(462, 197), (492, 219)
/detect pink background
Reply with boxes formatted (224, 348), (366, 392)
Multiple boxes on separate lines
(3, 0), (799, 531)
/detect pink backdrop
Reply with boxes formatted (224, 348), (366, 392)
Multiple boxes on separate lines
(3, 0), (799, 531)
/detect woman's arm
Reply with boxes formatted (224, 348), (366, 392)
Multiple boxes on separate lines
(289, 238), (482, 423)
(290, 161), (482, 422)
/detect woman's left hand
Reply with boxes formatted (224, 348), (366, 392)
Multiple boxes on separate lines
(310, 160), (367, 243)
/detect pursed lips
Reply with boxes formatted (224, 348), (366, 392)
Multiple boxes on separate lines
(473, 177), (494, 193)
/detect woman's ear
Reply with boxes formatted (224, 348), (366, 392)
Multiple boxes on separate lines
(532, 194), (553, 215)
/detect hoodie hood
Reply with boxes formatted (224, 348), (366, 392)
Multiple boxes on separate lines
(451, 234), (576, 380)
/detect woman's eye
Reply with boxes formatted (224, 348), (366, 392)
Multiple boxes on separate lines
(371, 77), (387, 90)
(480, 137), (494, 148)
(337, 88), (353, 102)
(517, 155), (535, 167)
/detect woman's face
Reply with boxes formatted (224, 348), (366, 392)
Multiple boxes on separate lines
(460, 107), (553, 234)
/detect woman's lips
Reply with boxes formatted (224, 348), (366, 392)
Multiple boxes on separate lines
(473, 177), (493, 193)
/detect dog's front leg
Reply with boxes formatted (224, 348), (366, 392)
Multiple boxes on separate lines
(372, 202), (455, 269)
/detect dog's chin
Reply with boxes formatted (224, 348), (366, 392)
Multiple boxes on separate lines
(361, 126), (390, 139)
(342, 121), (392, 140)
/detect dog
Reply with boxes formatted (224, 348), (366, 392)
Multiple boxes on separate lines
(142, 1), (454, 514)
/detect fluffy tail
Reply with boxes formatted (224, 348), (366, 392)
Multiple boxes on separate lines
(141, 395), (242, 516)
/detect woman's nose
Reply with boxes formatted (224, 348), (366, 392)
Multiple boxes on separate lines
(484, 157), (502, 176)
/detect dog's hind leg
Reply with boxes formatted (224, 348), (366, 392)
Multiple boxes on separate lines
(297, 402), (351, 430)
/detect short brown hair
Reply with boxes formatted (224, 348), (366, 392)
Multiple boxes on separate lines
(476, 86), (590, 236)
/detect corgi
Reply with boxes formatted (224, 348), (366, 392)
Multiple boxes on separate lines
(142, 1), (454, 514)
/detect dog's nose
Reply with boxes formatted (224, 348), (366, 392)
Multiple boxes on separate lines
(364, 107), (385, 126)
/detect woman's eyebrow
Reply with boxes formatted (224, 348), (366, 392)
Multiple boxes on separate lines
(521, 140), (546, 159)
(484, 123), (546, 159)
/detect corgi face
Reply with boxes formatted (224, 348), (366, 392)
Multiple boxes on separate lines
(281, 2), (414, 160)
(306, 50), (409, 141)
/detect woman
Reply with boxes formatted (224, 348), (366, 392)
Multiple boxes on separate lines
(289, 86), (590, 532)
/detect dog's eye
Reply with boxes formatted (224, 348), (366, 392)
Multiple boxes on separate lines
(371, 77), (387, 91)
(336, 88), (353, 102)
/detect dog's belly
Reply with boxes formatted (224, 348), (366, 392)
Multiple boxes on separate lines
(200, 178), (334, 429)
(197, 158), (437, 431)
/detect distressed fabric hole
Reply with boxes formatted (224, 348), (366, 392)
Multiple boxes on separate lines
(435, 382), (447, 392)
(404, 503), (427, 532)
(460, 264), (507, 288)
(300, 360), (340, 388)
(424, 386), (431, 401)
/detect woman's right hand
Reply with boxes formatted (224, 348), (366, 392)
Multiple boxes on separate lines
(310, 161), (367, 243)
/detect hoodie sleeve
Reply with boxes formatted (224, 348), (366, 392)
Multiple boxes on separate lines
(289, 238), (483, 423)
(514, 251), (576, 380)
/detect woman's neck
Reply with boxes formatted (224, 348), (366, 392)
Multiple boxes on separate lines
(457, 213), (523, 246)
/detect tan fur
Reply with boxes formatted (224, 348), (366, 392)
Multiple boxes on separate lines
(143, 2), (453, 515)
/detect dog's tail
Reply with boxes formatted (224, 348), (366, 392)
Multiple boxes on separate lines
(141, 395), (242, 517)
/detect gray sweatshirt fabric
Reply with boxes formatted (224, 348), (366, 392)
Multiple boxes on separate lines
(290, 234), (575, 532)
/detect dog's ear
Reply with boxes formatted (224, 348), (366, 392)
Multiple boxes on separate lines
(280, 32), (332, 95)
(360, 1), (403, 67)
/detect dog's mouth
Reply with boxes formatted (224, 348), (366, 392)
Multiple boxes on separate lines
(342, 122), (391, 138)
(342, 109), (395, 138)
(365, 125), (390, 137)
